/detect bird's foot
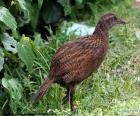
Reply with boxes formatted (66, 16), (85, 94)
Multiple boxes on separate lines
(71, 105), (77, 113)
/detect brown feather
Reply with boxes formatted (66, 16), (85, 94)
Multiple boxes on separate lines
(34, 13), (126, 111)
(34, 78), (54, 103)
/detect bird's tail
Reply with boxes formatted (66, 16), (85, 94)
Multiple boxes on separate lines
(33, 78), (54, 103)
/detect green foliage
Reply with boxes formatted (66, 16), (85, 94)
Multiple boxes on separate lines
(16, 0), (30, 18)
(0, 7), (17, 31)
(2, 73), (22, 101)
(0, 0), (139, 115)
(0, 49), (4, 71)
(42, 0), (63, 24)
(58, 0), (71, 15)
(17, 35), (35, 72)
(1, 33), (17, 54)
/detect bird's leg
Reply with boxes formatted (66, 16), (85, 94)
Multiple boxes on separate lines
(68, 85), (76, 112)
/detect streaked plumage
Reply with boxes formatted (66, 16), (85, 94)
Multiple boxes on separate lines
(34, 13), (126, 111)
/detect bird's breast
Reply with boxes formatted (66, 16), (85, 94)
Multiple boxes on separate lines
(51, 37), (109, 84)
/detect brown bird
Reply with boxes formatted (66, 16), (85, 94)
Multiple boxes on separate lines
(34, 13), (126, 111)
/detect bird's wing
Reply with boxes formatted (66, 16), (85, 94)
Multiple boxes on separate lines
(49, 40), (84, 78)
(49, 36), (105, 83)
(60, 47), (104, 83)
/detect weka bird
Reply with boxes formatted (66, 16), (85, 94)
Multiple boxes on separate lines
(34, 13), (126, 111)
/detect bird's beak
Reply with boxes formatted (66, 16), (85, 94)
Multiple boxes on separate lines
(117, 18), (127, 25)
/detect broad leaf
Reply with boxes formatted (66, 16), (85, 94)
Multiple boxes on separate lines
(18, 35), (35, 71)
(2, 74), (22, 101)
(1, 33), (18, 54)
(0, 7), (17, 30)
(0, 49), (4, 71)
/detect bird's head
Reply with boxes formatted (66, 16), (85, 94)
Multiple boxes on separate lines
(98, 13), (126, 30)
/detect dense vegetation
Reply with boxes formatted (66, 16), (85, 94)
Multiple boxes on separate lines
(0, 0), (140, 115)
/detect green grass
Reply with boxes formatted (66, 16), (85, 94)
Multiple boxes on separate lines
(1, 0), (140, 115)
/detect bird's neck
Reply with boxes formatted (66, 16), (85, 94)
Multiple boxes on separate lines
(93, 22), (109, 38)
